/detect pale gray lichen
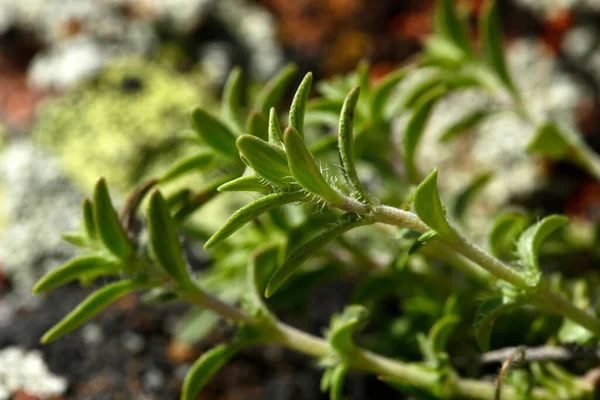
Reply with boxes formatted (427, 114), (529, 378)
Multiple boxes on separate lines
(0, 140), (80, 295)
(0, 346), (68, 399)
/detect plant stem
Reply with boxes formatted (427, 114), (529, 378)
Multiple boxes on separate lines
(370, 204), (600, 336)
(181, 278), (566, 399)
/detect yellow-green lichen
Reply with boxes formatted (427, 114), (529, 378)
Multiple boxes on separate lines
(33, 57), (215, 196)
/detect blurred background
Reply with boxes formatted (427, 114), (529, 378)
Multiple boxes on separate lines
(1, 0), (600, 399)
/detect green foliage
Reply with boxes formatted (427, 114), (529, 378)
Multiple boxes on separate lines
(41, 280), (151, 343)
(181, 343), (245, 400)
(413, 169), (454, 236)
(34, 4), (600, 399)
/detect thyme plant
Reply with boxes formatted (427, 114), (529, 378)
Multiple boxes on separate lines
(35, 1), (600, 399)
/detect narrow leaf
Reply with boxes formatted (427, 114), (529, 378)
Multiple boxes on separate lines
(413, 169), (454, 236)
(328, 304), (369, 357)
(222, 66), (245, 131)
(246, 111), (268, 141)
(480, 0), (514, 91)
(266, 213), (371, 297)
(93, 178), (132, 260)
(82, 198), (96, 239)
(338, 86), (370, 203)
(205, 191), (304, 249)
(268, 108), (284, 145)
(452, 172), (493, 224)
(61, 232), (88, 247)
(289, 72), (313, 139)
(474, 297), (521, 352)
(248, 244), (280, 315)
(439, 109), (495, 142)
(517, 215), (568, 272)
(173, 175), (234, 222)
(423, 37), (465, 68)
(148, 190), (190, 285)
(192, 108), (239, 159)
(370, 67), (411, 120)
(329, 365), (348, 400)
(428, 315), (460, 353)
(217, 175), (271, 194)
(434, 0), (473, 56)
(404, 88), (445, 183)
(181, 343), (243, 400)
(255, 64), (298, 115)
(489, 213), (528, 259)
(408, 230), (440, 255)
(41, 280), (148, 343)
(284, 127), (346, 206)
(237, 134), (291, 187)
(33, 254), (120, 294)
(526, 123), (573, 160)
(390, 70), (445, 114)
(160, 152), (215, 183)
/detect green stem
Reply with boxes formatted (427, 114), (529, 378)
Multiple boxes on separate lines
(370, 204), (600, 336)
(180, 279), (571, 399)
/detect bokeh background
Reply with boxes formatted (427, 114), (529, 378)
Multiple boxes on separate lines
(1, 0), (600, 399)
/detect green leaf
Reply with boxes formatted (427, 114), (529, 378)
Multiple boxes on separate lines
(237, 134), (292, 187)
(284, 127), (346, 206)
(408, 230), (440, 255)
(404, 87), (446, 183)
(140, 287), (179, 304)
(321, 367), (334, 393)
(526, 123), (573, 160)
(33, 254), (121, 294)
(222, 66), (245, 131)
(558, 318), (595, 344)
(480, 0), (514, 91)
(423, 37), (465, 68)
(439, 109), (495, 142)
(173, 175), (235, 222)
(452, 172), (493, 224)
(329, 364), (348, 400)
(217, 175), (271, 194)
(61, 232), (88, 247)
(338, 86), (370, 203)
(328, 305), (369, 358)
(191, 108), (239, 159)
(41, 280), (149, 343)
(390, 70), (445, 114)
(413, 169), (454, 236)
(489, 213), (528, 259)
(255, 64), (298, 115)
(428, 315), (460, 353)
(246, 111), (268, 141)
(148, 190), (190, 285)
(474, 297), (522, 352)
(82, 198), (96, 239)
(159, 151), (215, 183)
(517, 215), (568, 273)
(247, 244), (280, 315)
(289, 72), (313, 139)
(93, 178), (132, 260)
(370, 67), (411, 120)
(266, 213), (371, 297)
(268, 108), (284, 146)
(181, 343), (244, 400)
(205, 191), (304, 249)
(434, 0), (473, 57)
(176, 308), (220, 345)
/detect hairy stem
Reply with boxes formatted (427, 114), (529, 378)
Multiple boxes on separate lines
(183, 282), (557, 399)
(370, 204), (600, 336)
